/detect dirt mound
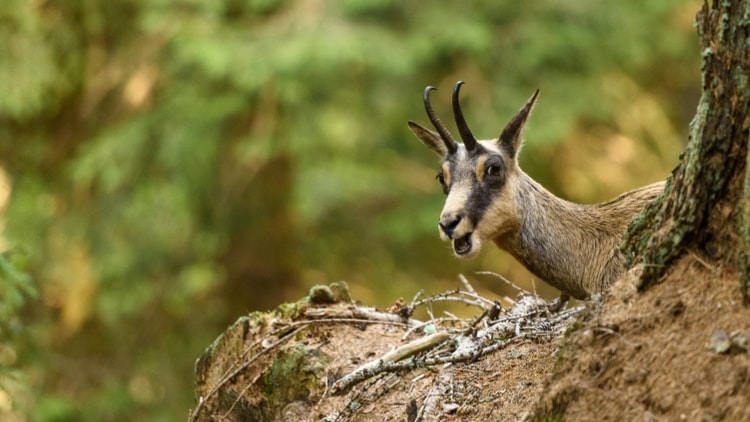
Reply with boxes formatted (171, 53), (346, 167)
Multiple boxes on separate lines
(188, 282), (578, 421)
(535, 254), (750, 421)
(189, 255), (749, 421)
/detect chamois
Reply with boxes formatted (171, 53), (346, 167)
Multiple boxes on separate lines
(408, 81), (664, 300)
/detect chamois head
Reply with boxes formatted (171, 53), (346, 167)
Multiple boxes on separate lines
(408, 81), (539, 258)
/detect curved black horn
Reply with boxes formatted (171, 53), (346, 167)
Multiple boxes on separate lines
(452, 81), (477, 151)
(423, 86), (458, 154)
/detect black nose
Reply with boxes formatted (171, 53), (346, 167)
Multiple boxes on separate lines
(439, 215), (462, 237)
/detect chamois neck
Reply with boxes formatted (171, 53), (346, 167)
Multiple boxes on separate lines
(517, 173), (595, 247)
(495, 171), (614, 299)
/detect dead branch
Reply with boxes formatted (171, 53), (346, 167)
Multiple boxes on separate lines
(330, 332), (452, 395)
(329, 291), (587, 399)
(303, 305), (424, 327)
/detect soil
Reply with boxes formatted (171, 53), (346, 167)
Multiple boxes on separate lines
(189, 253), (750, 421)
(535, 253), (750, 421)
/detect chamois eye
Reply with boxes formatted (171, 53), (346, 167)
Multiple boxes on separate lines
(486, 163), (502, 177)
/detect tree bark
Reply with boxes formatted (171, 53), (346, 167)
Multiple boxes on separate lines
(622, 0), (750, 304)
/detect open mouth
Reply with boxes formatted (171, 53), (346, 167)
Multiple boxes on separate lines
(453, 233), (472, 256)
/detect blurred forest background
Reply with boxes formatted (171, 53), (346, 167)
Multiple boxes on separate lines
(0, 0), (701, 420)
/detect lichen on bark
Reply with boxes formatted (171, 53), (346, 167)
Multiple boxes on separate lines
(741, 143), (750, 303)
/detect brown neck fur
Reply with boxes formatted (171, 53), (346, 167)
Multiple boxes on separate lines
(494, 171), (664, 299)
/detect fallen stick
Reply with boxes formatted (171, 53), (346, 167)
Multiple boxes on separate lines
(330, 331), (452, 395)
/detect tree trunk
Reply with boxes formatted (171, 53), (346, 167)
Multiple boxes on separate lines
(622, 0), (750, 304)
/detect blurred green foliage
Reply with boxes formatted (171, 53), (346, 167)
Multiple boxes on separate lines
(0, 251), (35, 417)
(0, 0), (700, 420)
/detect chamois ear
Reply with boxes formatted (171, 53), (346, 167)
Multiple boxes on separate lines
(408, 120), (451, 158)
(497, 89), (539, 160)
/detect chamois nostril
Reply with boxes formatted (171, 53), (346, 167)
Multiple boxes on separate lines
(439, 215), (462, 236)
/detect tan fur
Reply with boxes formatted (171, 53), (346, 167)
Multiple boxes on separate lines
(475, 156), (488, 183)
(441, 142), (664, 299)
(409, 84), (665, 299)
(441, 162), (451, 187)
(492, 170), (664, 299)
